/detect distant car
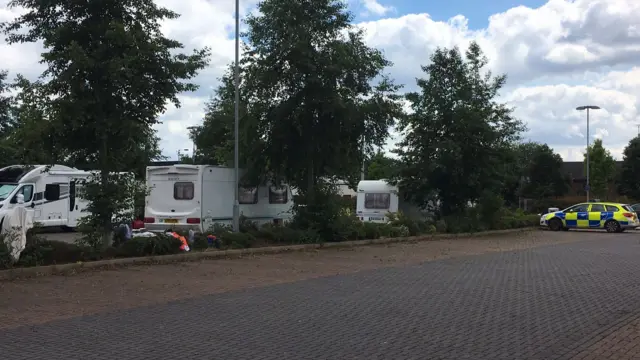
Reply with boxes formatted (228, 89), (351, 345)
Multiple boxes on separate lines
(541, 202), (638, 233)
(631, 203), (640, 218)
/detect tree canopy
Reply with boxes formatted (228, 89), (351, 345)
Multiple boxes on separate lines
(618, 136), (640, 200)
(237, 0), (404, 194)
(2, 0), (209, 245)
(396, 42), (525, 215)
(584, 138), (616, 199)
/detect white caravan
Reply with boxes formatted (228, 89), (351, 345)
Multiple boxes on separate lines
(356, 180), (430, 223)
(0, 164), (92, 230)
(144, 164), (295, 232)
(356, 180), (399, 223)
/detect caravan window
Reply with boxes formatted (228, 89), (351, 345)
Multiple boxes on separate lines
(364, 193), (390, 209)
(239, 187), (258, 204)
(269, 186), (289, 204)
(174, 182), (194, 200)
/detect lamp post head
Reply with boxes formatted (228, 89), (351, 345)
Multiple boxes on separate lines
(576, 105), (601, 111)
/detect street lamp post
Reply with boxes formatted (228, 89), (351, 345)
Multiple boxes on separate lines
(186, 126), (198, 161)
(232, 0), (240, 232)
(576, 105), (601, 202)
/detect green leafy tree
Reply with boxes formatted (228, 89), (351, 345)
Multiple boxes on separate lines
(618, 137), (640, 200)
(584, 138), (616, 199)
(241, 0), (404, 230)
(190, 65), (256, 167)
(2, 0), (210, 247)
(396, 42), (525, 216)
(520, 142), (568, 199)
(366, 151), (399, 180)
(0, 70), (13, 136)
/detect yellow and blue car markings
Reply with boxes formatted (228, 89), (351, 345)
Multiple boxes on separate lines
(556, 211), (618, 228)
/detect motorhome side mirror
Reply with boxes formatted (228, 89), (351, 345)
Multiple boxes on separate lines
(45, 184), (60, 200)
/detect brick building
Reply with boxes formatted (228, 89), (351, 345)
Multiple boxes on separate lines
(561, 161), (623, 198)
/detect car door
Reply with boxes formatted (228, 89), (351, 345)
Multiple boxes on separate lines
(564, 203), (590, 228)
(588, 203), (606, 228)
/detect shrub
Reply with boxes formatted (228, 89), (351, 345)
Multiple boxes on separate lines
(117, 235), (183, 257)
(257, 224), (320, 244)
(191, 233), (210, 250)
(387, 212), (430, 236)
(220, 232), (255, 249)
(18, 240), (93, 267)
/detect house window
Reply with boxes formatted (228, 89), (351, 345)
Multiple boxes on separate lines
(364, 193), (390, 209)
(269, 186), (288, 204)
(239, 187), (258, 204)
(174, 182), (194, 200)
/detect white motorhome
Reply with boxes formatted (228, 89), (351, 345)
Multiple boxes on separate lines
(0, 164), (92, 230)
(144, 164), (295, 232)
(356, 180), (430, 223)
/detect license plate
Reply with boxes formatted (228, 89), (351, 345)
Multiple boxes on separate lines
(369, 217), (385, 221)
(163, 219), (178, 224)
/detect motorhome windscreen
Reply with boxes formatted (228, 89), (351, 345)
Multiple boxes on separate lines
(0, 184), (17, 201)
(364, 193), (390, 209)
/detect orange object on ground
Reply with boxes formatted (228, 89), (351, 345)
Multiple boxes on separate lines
(169, 231), (190, 251)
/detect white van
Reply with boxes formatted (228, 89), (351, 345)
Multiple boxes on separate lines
(143, 164), (294, 232)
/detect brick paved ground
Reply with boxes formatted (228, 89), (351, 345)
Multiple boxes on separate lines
(2, 230), (640, 359)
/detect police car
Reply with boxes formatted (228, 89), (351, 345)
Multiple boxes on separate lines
(540, 202), (639, 233)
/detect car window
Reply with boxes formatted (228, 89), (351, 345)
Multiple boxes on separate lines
(589, 204), (605, 212)
(632, 204), (640, 210)
(622, 205), (635, 212)
(566, 204), (589, 212)
(605, 205), (620, 212)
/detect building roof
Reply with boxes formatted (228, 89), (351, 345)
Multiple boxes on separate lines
(562, 161), (623, 180)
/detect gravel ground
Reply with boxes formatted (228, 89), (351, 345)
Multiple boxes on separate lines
(0, 229), (584, 330)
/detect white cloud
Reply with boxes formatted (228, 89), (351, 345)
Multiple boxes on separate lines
(2, 0), (640, 162)
(360, 0), (393, 17)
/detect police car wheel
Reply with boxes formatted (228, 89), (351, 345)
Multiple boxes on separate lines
(562, 227), (569, 231)
(549, 218), (563, 231)
(605, 220), (620, 233)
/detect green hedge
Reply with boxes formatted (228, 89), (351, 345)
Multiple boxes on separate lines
(0, 209), (537, 269)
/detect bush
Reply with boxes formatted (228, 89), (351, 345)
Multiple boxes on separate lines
(191, 233), (210, 250)
(220, 232), (255, 249)
(387, 212), (431, 236)
(256, 223), (320, 244)
(117, 235), (183, 257)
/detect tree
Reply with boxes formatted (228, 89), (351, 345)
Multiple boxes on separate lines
(583, 138), (616, 199)
(618, 137), (640, 200)
(190, 65), (256, 167)
(396, 42), (525, 216)
(519, 142), (568, 199)
(2, 0), (210, 247)
(0, 70), (13, 136)
(239, 0), (404, 232)
(242, 0), (403, 190)
(366, 151), (399, 180)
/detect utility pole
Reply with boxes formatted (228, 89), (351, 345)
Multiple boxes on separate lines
(232, 0), (240, 232)
(576, 105), (601, 202)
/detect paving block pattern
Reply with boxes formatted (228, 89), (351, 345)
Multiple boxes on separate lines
(4, 235), (640, 359)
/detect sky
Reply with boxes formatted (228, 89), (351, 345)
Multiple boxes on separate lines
(1, 0), (640, 162)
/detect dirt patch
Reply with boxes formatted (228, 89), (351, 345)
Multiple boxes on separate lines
(0, 230), (583, 330)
